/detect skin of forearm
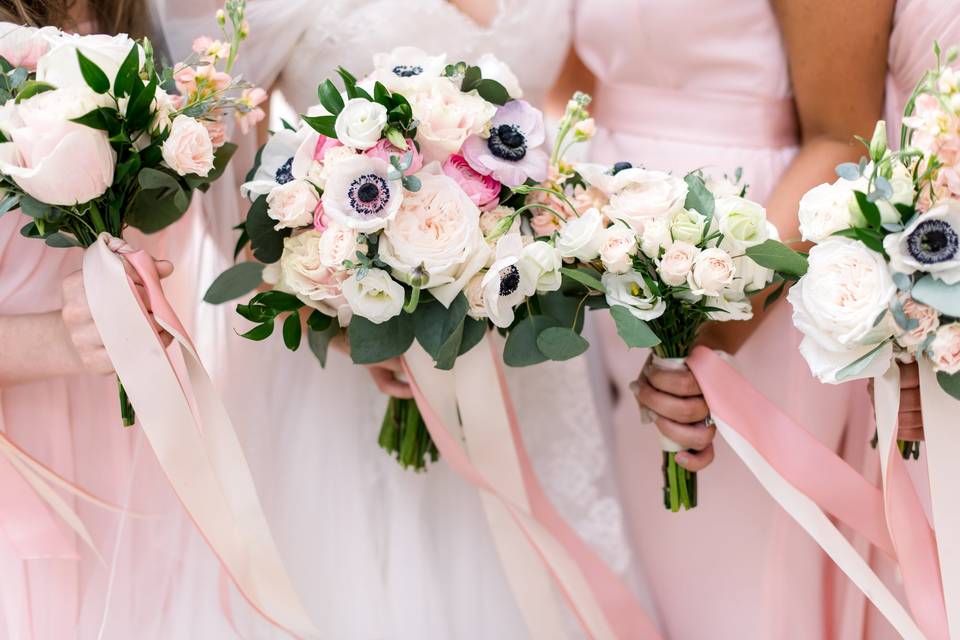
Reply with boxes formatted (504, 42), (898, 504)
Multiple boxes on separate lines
(0, 312), (82, 387)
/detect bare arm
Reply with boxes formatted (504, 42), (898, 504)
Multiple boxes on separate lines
(547, 46), (596, 119)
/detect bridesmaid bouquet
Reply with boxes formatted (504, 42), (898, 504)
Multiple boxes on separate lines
(788, 45), (960, 457)
(206, 48), (555, 470)
(0, 2), (257, 425)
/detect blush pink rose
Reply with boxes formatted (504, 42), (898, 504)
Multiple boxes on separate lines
(442, 154), (500, 209)
(931, 323), (960, 374)
(365, 138), (422, 176)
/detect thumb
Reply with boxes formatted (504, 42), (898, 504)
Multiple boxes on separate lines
(155, 259), (174, 279)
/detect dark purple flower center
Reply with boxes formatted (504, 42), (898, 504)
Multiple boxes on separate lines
(612, 161), (633, 175)
(347, 173), (391, 218)
(488, 124), (527, 162)
(392, 64), (423, 78)
(274, 157), (294, 185)
(907, 219), (958, 265)
(498, 265), (521, 296)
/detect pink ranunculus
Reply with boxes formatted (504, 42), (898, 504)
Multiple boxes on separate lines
(314, 134), (342, 162)
(365, 138), (422, 176)
(442, 153), (500, 208)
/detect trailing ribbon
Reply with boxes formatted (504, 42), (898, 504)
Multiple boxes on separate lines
(82, 234), (318, 639)
(403, 338), (662, 640)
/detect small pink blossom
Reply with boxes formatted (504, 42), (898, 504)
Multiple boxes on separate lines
(313, 201), (328, 231)
(366, 138), (422, 176)
(195, 64), (231, 92)
(234, 87), (267, 135)
(174, 64), (197, 95)
(203, 119), (227, 147)
(442, 154), (500, 208)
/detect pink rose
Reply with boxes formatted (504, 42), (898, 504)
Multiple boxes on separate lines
(930, 323), (960, 374)
(442, 154), (500, 209)
(314, 134), (342, 162)
(162, 115), (215, 177)
(365, 138), (422, 176)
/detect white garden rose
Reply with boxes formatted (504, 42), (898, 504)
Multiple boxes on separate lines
(884, 200), (960, 284)
(378, 171), (489, 305)
(670, 208), (706, 245)
(334, 98), (387, 150)
(602, 271), (666, 321)
(0, 24), (57, 70)
(687, 248), (735, 296)
(657, 241), (699, 287)
(705, 175), (741, 199)
(342, 268), (405, 324)
(602, 168), (687, 232)
(715, 196), (771, 250)
(370, 46), (447, 92)
(556, 207), (604, 261)
(798, 182), (853, 242)
(732, 222), (780, 294)
(37, 32), (142, 90)
(316, 222), (363, 268)
(476, 53), (523, 99)
(598, 224), (638, 274)
(407, 77), (496, 163)
(266, 179), (319, 230)
(162, 115), (215, 177)
(520, 240), (562, 292)
(787, 237), (897, 383)
(276, 231), (351, 319)
(930, 323), (960, 374)
(640, 217), (672, 258)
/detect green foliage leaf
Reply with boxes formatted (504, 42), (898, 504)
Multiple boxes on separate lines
(307, 318), (340, 367)
(911, 275), (960, 317)
(302, 114), (337, 138)
(611, 305), (661, 348)
(137, 167), (180, 190)
(684, 173), (715, 219)
(414, 294), (469, 370)
(854, 190), (881, 228)
(76, 50), (110, 93)
(835, 342), (889, 382)
(536, 327), (589, 361)
(937, 371), (960, 401)
(70, 107), (116, 132)
(240, 320), (274, 341)
(560, 267), (606, 293)
(125, 79), (157, 132)
(125, 168), (190, 233)
(15, 80), (55, 103)
(17, 195), (51, 220)
(474, 79), (509, 105)
(203, 261), (265, 304)
(192, 142), (237, 187)
(503, 315), (562, 367)
(538, 290), (586, 332)
(246, 194), (287, 263)
(762, 280), (786, 310)
(44, 232), (80, 248)
(460, 65), (481, 91)
(0, 194), (19, 219)
(283, 313), (302, 351)
(459, 317), (487, 356)
(317, 79), (345, 115)
(745, 239), (809, 278)
(251, 290), (304, 311)
(113, 43), (140, 97)
(348, 313), (415, 364)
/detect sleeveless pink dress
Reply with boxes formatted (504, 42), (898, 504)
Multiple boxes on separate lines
(576, 2), (877, 637)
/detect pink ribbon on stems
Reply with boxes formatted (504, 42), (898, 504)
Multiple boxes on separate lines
(81, 234), (318, 639)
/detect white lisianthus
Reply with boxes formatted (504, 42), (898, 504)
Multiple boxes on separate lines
(556, 207), (604, 261)
(266, 179), (318, 230)
(37, 31), (142, 90)
(520, 240), (562, 292)
(670, 208), (706, 245)
(334, 98), (388, 150)
(640, 217), (672, 258)
(601, 168), (687, 231)
(481, 233), (535, 327)
(657, 241), (699, 287)
(930, 323), (960, 374)
(848, 162), (914, 227)
(377, 171), (489, 305)
(321, 155), (403, 232)
(884, 200), (960, 284)
(162, 115), (215, 177)
(602, 271), (666, 321)
(787, 237), (897, 383)
(598, 224), (638, 274)
(476, 53), (523, 99)
(798, 182), (854, 242)
(406, 77), (497, 163)
(687, 248), (735, 296)
(371, 46), (447, 92)
(342, 268), (405, 324)
(715, 196), (770, 251)
(276, 231), (351, 320)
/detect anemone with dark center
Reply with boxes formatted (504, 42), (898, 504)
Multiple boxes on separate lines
(907, 219), (959, 265)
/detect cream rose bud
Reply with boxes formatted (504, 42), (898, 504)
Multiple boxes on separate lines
(670, 209), (706, 245)
(884, 200), (960, 284)
(334, 98), (388, 150)
(687, 248), (735, 296)
(598, 224), (638, 274)
(37, 32), (142, 90)
(464, 273), (488, 320)
(520, 240), (562, 292)
(715, 196), (770, 250)
(602, 271), (666, 321)
(476, 53), (523, 99)
(657, 241), (699, 286)
(798, 182), (853, 242)
(342, 268), (405, 324)
(895, 295), (940, 350)
(601, 168), (687, 231)
(930, 323), (960, 374)
(556, 207), (604, 261)
(640, 218), (671, 258)
(162, 116), (215, 177)
(266, 179), (319, 230)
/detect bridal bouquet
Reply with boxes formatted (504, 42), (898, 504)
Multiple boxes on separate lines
(0, 2), (257, 425)
(788, 45), (960, 458)
(206, 47), (553, 470)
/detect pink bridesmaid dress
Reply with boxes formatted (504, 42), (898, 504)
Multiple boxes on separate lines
(576, 1), (881, 638)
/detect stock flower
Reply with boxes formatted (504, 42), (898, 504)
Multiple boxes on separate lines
(481, 233), (536, 327)
(191, 36), (228, 60)
(598, 224), (638, 274)
(602, 271), (665, 321)
(235, 87), (267, 135)
(556, 207), (604, 261)
(407, 77), (495, 163)
(687, 248), (735, 297)
(884, 200), (960, 284)
(462, 99), (548, 187)
(162, 115), (215, 177)
(657, 241), (699, 287)
(321, 155), (403, 232)
(203, 119), (227, 148)
(442, 154), (500, 208)
(334, 98), (388, 150)
(266, 179), (319, 230)
(930, 323), (960, 374)
(342, 268), (405, 324)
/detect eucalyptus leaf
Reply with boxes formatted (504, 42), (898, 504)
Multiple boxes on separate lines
(503, 314), (562, 367)
(835, 342), (890, 382)
(611, 305), (661, 348)
(0, 194), (18, 218)
(875, 176), (894, 200)
(44, 232), (80, 248)
(458, 317), (487, 356)
(835, 162), (861, 181)
(560, 267), (606, 293)
(203, 261), (265, 304)
(348, 313), (415, 364)
(744, 239), (809, 278)
(911, 275), (960, 317)
(536, 327), (589, 361)
(683, 173), (715, 219)
(246, 195), (288, 263)
(307, 320), (340, 368)
(414, 295), (468, 365)
(17, 195), (50, 220)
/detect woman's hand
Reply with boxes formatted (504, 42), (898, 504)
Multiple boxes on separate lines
(631, 357), (715, 471)
(330, 333), (413, 399)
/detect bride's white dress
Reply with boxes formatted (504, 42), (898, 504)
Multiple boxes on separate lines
(153, 1), (652, 637)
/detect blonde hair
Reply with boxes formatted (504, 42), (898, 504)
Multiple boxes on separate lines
(0, 0), (147, 37)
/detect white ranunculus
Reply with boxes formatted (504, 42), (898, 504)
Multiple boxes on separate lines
(0, 24), (58, 70)
(378, 171), (489, 305)
(476, 53), (523, 99)
(884, 200), (960, 284)
(601, 168), (687, 232)
(481, 233), (535, 327)
(798, 181), (854, 242)
(162, 115), (215, 177)
(640, 217), (672, 258)
(342, 268), (405, 324)
(670, 208), (706, 245)
(657, 241), (699, 287)
(520, 240), (562, 292)
(687, 247), (735, 297)
(334, 98), (387, 150)
(556, 207), (604, 261)
(407, 77), (496, 164)
(276, 231), (350, 319)
(598, 224), (638, 274)
(37, 31), (142, 90)
(0, 86), (114, 205)
(715, 196), (770, 251)
(602, 271), (666, 321)
(370, 46), (447, 92)
(787, 237), (897, 383)
(266, 179), (318, 230)
(321, 155), (403, 232)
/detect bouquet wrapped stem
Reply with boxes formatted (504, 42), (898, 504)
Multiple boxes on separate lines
(378, 397), (438, 471)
